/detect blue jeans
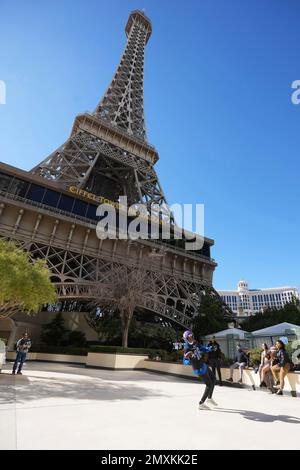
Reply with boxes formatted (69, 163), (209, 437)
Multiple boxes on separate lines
(12, 351), (26, 373)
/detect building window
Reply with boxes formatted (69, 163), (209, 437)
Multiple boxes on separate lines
(72, 198), (88, 217)
(58, 195), (74, 212)
(9, 178), (29, 198)
(0, 172), (13, 192)
(26, 184), (46, 203)
(86, 203), (97, 220)
(43, 189), (61, 208)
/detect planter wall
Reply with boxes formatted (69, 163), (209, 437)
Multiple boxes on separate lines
(86, 352), (148, 369)
(143, 360), (196, 378)
(6, 351), (86, 364)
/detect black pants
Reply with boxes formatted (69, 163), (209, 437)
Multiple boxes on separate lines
(210, 359), (222, 383)
(200, 366), (216, 404)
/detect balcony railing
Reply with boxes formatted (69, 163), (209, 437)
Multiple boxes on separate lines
(0, 189), (214, 263)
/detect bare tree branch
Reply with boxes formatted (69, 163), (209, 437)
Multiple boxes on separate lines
(90, 265), (156, 347)
(0, 301), (20, 319)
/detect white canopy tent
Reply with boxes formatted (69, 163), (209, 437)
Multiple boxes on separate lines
(252, 322), (300, 336)
(202, 328), (250, 358)
(204, 328), (249, 339)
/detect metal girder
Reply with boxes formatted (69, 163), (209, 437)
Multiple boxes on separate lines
(96, 12), (151, 140)
(31, 131), (173, 219)
(0, 11), (231, 330)
(26, 241), (228, 327)
(30, 11), (172, 220)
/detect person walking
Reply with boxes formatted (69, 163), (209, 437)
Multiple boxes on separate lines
(12, 332), (31, 375)
(208, 336), (223, 386)
(227, 345), (248, 384)
(271, 340), (292, 396)
(183, 330), (217, 411)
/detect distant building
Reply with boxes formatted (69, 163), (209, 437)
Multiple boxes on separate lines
(218, 280), (299, 319)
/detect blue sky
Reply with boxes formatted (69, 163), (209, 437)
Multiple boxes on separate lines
(0, 0), (299, 291)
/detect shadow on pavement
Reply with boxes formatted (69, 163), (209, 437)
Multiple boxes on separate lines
(3, 362), (201, 385)
(0, 370), (169, 405)
(0, 373), (31, 405)
(215, 408), (300, 424)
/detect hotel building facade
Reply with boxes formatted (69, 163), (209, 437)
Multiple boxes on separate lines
(219, 280), (299, 319)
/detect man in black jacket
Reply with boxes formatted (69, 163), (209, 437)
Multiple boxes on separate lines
(208, 336), (223, 386)
(227, 345), (248, 384)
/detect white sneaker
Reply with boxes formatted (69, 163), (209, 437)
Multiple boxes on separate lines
(198, 402), (212, 410)
(207, 398), (218, 407)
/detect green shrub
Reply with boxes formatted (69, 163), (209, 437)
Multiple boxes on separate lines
(219, 352), (232, 367)
(147, 349), (168, 360)
(40, 313), (87, 347)
(32, 345), (88, 356)
(89, 345), (165, 356)
(68, 330), (87, 347)
(147, 349), (184, 363)
(247, 348), (262, 367)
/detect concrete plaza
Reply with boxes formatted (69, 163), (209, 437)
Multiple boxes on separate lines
(0, 362), (299, 450)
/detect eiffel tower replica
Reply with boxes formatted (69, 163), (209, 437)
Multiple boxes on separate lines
(0, 10), (231, 342)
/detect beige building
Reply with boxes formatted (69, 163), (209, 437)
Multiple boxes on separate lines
(219, 280), (299, 319)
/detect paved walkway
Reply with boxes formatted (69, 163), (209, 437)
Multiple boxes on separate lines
(0, 362), (299, 450)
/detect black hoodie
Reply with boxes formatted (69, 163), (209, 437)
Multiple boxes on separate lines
(235, 349), (248, 364)
(208, 341), (221, 360)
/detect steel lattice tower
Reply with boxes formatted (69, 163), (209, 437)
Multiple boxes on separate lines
(0, 10), (232, 339)
(31, 11), (171, 220)
(96, 11), (150, 140)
